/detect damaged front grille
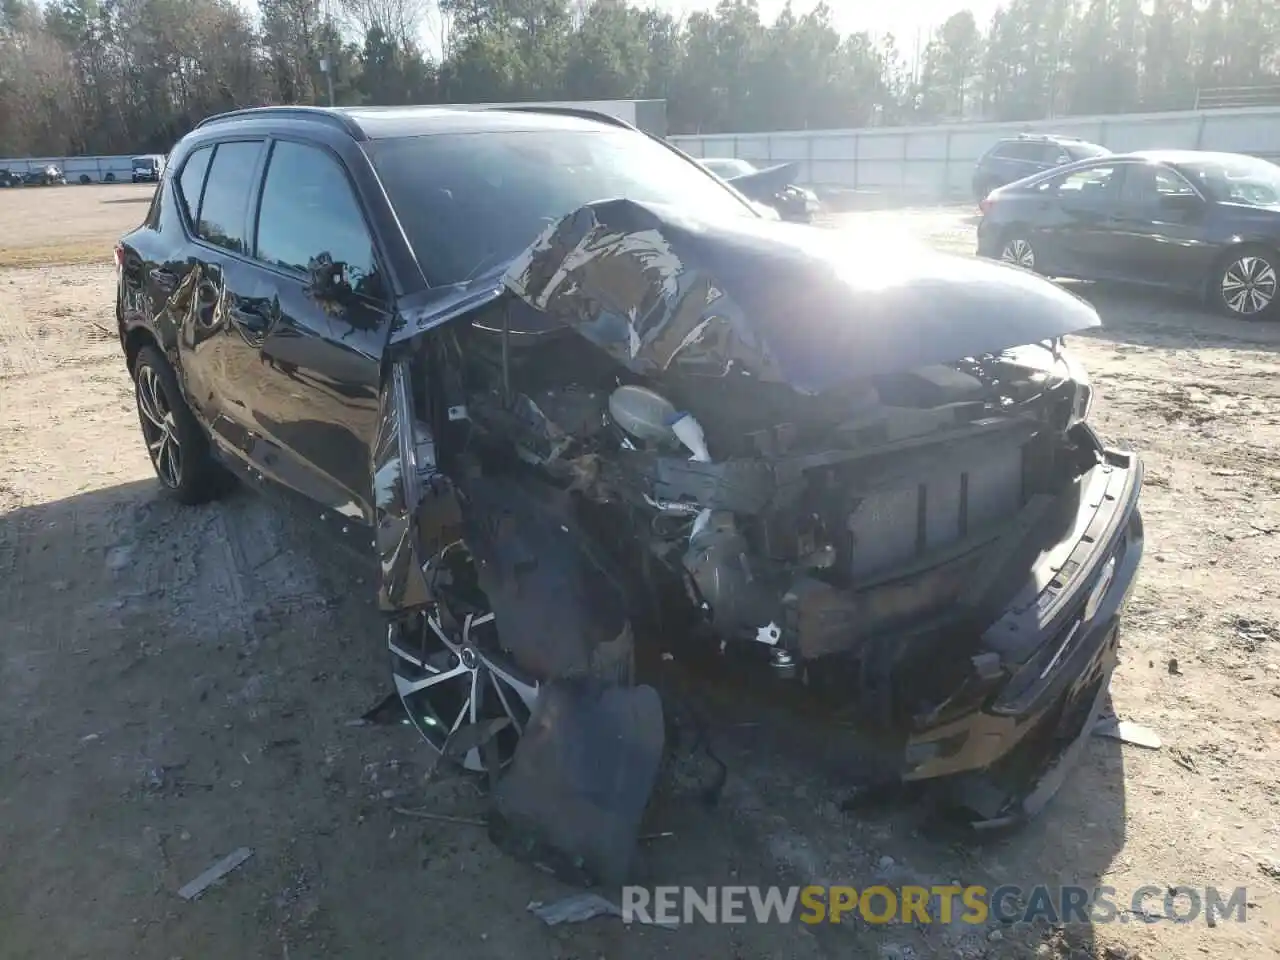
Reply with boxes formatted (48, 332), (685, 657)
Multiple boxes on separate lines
(819, 439), (1027, 582)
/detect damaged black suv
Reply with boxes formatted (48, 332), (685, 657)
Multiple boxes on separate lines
(116, 105), (1143, 879)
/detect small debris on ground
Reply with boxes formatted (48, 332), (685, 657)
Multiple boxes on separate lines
(177, 847), (253, 901)
(1167, 657), (1180, 675)
(1092, 718), (1162, 750)
(527, 893), (623, 926)
(392, 807), (486, 827)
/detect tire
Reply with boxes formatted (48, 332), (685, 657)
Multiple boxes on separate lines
(131, 345), (224, 504)
(78, 174), (91, 184)
(1212, 245), (1279, 320)
(997, 232), (1038, 273)
(104, 172), (116, 183)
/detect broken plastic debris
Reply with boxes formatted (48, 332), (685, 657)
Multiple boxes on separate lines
(1092, 717), (1161, 750)
(527, 893), (679, 928)
(754, 622), (782, 646)
(670, 412), (711, 462)
(177, 847), (253, 900)
(527, 893), (622, 926)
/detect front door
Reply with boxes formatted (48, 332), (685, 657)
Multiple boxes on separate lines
(1107, 162), (1215, 289)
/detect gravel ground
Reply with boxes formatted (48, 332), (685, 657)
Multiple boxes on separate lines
(0, 187), (1277, 960)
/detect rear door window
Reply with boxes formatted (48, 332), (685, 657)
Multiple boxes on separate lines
(196, 140), (265, 254)
(994, 141), (1044, 162)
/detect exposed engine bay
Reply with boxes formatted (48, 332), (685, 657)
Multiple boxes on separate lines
(373, 198), (1142, 884)
(448, 309), (1094, 677)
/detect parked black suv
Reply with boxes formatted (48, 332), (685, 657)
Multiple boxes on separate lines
(115, 105), (1142, 878)
(973, 134), (1110, 200)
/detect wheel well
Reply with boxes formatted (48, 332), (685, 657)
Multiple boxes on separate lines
(123, 326), (159, 372)
(1207, 241), (1280, 294)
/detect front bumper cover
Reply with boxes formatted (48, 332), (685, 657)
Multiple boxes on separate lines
(900, 432), (1144, 822)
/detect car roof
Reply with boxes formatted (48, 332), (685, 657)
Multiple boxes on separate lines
(997, 134), (1099, 146)
(193, 104), (630, 141)
(1122, 149), (1262, 166)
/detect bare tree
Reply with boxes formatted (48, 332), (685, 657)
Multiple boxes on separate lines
(341, 0), (427, 46)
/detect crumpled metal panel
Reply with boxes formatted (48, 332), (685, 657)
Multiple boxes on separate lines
(502, 198), (1101, 395)
(459, 472), (633, 683)
(372, 360), (464, 611)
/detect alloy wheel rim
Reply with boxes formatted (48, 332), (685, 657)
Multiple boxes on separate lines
(389, 609), (538, 772)
(136, 366), (181, 487)
(1000, 238), (1035, 270)
(1222, 256), (1277, 316)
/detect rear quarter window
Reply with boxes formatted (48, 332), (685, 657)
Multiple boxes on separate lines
(176, 146), (213, 227)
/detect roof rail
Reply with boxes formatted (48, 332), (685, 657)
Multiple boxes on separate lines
(487, 104), (635, 131)
(194, 106), (366, 140)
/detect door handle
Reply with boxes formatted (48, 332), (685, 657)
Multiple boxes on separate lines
(149, 267), (178, 292)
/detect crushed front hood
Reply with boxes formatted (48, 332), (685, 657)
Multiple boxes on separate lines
(500, 199), (1100, 394)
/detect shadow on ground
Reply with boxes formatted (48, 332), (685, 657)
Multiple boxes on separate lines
(1064, 281), (1280, 354)
(0, 477), (1127, 959)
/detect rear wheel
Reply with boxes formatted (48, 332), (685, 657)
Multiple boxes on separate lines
(998, 233), (1037, 272)
(132, 345), (224, 504)
(1214, 247), (1278, 320)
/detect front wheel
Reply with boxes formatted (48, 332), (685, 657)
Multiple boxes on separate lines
(389, 606), (538, 773)
(1214, 247), (1278, 320)
(132, 345), (225, 504)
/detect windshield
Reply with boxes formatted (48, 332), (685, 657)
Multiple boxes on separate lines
(1174, 155), (1280, 206)
(368, 129), (757, 286)
(1066, 142), (1110, 160)
(133, 157), (156, 168)
(701, 158), (757, 178)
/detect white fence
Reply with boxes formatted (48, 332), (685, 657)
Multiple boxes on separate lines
(0, 154), (136, 183)
(670, 105), (1280, 201)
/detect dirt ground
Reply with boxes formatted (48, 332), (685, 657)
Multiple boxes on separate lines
(1, 184), (1278, 960)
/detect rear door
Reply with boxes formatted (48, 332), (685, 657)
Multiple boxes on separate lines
(219, 137), (391, 523)
(989, 140), (1053, 186)
(1032, 162), (1125, 277)
(172, 138), (271, 441)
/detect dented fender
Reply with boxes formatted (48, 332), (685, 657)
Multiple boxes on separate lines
(372, 359), (464, 612)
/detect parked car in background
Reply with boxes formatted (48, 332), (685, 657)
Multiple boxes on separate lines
(114, 105), (1143, 873)
(0, 168), (22, 186)
(22, 164), (66, 186)
(132, 155), (165, 183)
(977, 150), (1280, 319)
(973, 134), (1111, 201)
(699, 156), (820, 221)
